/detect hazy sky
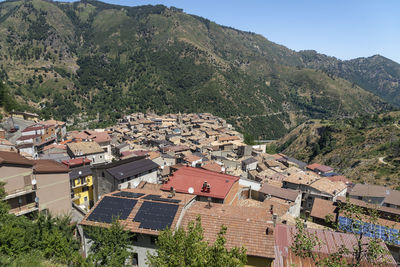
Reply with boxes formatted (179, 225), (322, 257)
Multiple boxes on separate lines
(30, 0), (400, 63)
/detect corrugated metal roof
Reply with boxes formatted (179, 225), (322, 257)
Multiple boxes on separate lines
(274, 224), (397, 267)
(106, 159), (159, 180)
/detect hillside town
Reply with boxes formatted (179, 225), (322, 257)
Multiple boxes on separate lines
(0, 111), (399, 266)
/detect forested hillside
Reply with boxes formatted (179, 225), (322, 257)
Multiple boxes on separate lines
(275, 112), (400, 188)
(0, 0), (395, 138)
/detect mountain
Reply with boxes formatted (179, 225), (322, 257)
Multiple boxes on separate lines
(0, 0), (394, 138)
(299, 50), (400, 107)
(274, 112), (400, 189)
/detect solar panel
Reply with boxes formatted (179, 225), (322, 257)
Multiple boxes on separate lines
(113, 191), (145, 198)
(133, 201), (179, 231)
(338, 216), (400, 245)
(142, 194), (161, 200)
(87, 196), (137, 223)
(142, 194), (181, 203)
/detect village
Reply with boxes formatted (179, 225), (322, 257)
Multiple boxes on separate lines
(0, 111), (399, 266)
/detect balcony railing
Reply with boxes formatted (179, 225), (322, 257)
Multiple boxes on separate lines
(9, 202), (38, 216)
(5, 185), (36, 200)
(72, 182), (88, 189)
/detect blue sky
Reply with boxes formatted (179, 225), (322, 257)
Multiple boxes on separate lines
(18, 0), (400, 62)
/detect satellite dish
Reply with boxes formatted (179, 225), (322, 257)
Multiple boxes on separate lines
(133, 181), (139, 188)
(78, 171), (82, 175)
(35, 197), (39, 203)
(31, 179), (37, 185)
(188, 187), (194, 194)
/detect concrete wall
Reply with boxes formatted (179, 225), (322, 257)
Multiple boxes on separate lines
(86, 152), (107, 165)
(0, 165), (33, 194)
(130, 235), (157, 267)
(238, 178), (262, 191)
(242, 161), (257, 171)
(349, 195), (385, 205)
(94, 170), (114, 201)
(288, 194), (302, 218)
(35, 172), (72, 216)
(117, 170), (158, 190)
(95, 170), (158, 201)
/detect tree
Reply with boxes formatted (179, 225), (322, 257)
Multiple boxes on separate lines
(147, 216), (247, 267)
(243, 133), (255, 146)
(85, 220), (132, 267)
(291, 198), (399, 266)
(0, 183), (83, 266)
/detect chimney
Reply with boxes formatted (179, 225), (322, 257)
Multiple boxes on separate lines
(272, 214), (277, 227)
(206, 197), (212, 208)
(168, 186), (176, 198)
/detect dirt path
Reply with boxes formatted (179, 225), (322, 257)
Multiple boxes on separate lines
(378, 156), (389, 165)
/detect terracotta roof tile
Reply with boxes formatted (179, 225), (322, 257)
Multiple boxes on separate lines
(80, 188), (195, 236)
(161, 167), (239, 200)
(34, 159), (70, 173)
(310, 198), (337, 220)
(0, 151), (34, 166)
(274, 224), (397, 267)
(181, 202), (275, 259)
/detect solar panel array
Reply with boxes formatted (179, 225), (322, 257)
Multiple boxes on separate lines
(134, 201), (179, 230)
(112, 191), (145, 198)
(338, 216), (400, 245)
(87, 196), (137, 223)
(142, 194), (181, 203)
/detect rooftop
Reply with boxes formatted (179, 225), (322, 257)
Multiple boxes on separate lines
(67, 142), (104, 156)
(70, 165), (93, 180)
(306, 163), (334, 173)
(349, 184), (389, 198)
(283, 171), (319, 186)
(310, 198), (337, 220)
(161, 166), (239, 200)
(61, 158), (92, 167)
(0, 151), (33, 166)
(259, 184), (300, 202)
(80, 188), (195, 236)
(106, 159), (159, 180)
(242, 157), (258, 165)
(181, 202), (275, 259)
(384, 189), (400, 207)
(201, 162), (223, 173)
(309, 178), (347, 196)
(274, 224), (397, 267)
(34, 159), (70, 174)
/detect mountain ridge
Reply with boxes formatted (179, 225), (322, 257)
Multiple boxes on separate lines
(0, 0), (396, 138)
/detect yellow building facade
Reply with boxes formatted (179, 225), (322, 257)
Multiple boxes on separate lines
(69, 166), (94, 210)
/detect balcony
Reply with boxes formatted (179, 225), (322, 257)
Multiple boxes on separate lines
(9, 202), (38, 216)
(72, 182), (88, 189)
(5, 186), (36, 200)
(71, 193), (80, 201)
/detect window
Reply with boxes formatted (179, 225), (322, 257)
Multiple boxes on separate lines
(82, 186), (89, 192)
(24, 175), (31, 186)
(130, 234), (138, 242)
(81, 177), (86, 184)
(132, 253), (138, 266)
(102, 172), (105, 177)
(358, 196), (362, 200)
(150, 236), (157, 245)
(84, 196), (88, 202)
